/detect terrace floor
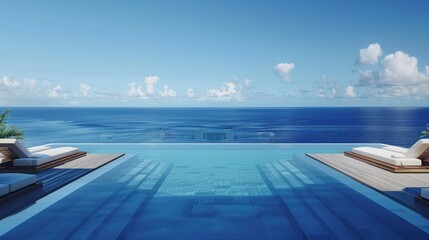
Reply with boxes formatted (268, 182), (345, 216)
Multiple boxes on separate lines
(307, 153), (429, 218)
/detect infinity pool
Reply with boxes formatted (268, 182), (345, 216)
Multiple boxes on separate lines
(1, 144), (429, 239)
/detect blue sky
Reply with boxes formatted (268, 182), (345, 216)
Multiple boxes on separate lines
(1, 0), (429, 107)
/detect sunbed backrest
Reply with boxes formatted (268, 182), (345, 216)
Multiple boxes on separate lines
(0, 139), (32, 159)
(405, 139), (429, 158)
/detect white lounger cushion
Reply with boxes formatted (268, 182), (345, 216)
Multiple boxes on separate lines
(0, 183), (9, 197)
(381, 145), (408, 154)
(13, 147), (79, 166)
(28, 145), (51, 154)
(0, 173), (37, 192)
(352, 147), (421, 166)
(421, 188), (429, 200)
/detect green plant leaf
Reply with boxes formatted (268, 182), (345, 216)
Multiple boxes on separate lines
(0, 109), (10, 125)
(0, 110), (24, 139)
(0, 126), (24, 139)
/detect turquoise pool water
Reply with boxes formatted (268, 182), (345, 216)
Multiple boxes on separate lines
(1, 144), (429, 239)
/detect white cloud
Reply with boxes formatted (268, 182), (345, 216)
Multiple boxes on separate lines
(187, 88), (196, 98)
(206, 81), (241, 100)
(128, 82), (147, 99)
(380, 51), (427, 85)
(144, 75), (159, 94)
(312, 80), (357, 99)
(357, 49), (429, 97)
(358, 43), (383, 64)
(345, 85), (357, 98)
(330, 86), (338, 96)
(80, 83), (90, 96)
(159, 85), (176, 97)
(316, 88), (326, 98)
(275, 62), (295, 82)
(1, 76), (20, 87)
(46, 85), (63, 98)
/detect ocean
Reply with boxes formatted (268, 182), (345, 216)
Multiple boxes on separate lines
(4, 107), (429, 147)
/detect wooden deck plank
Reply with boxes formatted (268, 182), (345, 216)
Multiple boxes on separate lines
(0, 153), (125, 220)
(307, 153), (429, 217)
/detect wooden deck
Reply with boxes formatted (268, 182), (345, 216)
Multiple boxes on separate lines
(307, 153), (429, 217)
(0, 153), (124, 220)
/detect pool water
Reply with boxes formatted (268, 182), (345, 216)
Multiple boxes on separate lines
(1, 144), (429, 239)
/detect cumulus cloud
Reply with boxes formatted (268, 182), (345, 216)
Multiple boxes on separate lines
(357, 49), (429, 97)
(187, 88), (196, 98)
(345, 85), (357, 98)
(358, 43), (383, 65)
(198, 77), (253, 101)
(1, 76), (20, 87)
(207, 82), (238, 100)
(144, 75), (159, 94)
(1, 77), (45, 100)
(275, 62), (295, 82)
(46, 85), (63, 98)
(80, 83), (90, 96)
(316, 88), (326, 98)
(330, 86), (338, 96)
(128, 82), (147, 99)
(159, 85), (176, 97)
(128, 76), (176, 100)
(312, 78), (357, 99)
(203, 81), (244, 101)
(380, 51), (427, 85)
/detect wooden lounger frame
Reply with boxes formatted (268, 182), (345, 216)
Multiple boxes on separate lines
(0, 181), (43, 205)
(0, 152), (87, 173)
(344, 151), (429, 173)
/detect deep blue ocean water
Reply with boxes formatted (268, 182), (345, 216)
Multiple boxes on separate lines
(5, 107), (429, 147)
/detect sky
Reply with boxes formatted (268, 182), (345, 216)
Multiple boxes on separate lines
(1, 0), (429, 107)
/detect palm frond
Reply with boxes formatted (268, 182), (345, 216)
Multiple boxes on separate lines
(0, 109), (10, 125)
(0, 126), (24, 139)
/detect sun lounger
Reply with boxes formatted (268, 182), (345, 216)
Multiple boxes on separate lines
(0, 143), (50, 164)
(382, 139), (429, 159)
(0, 173), (37, 192)
(0, 139), (85, 171)
(342, 140), (429, 173)
(13, 147), (80, 166)
(351, 147), (421, 166)
(0, 173), (41, 202)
